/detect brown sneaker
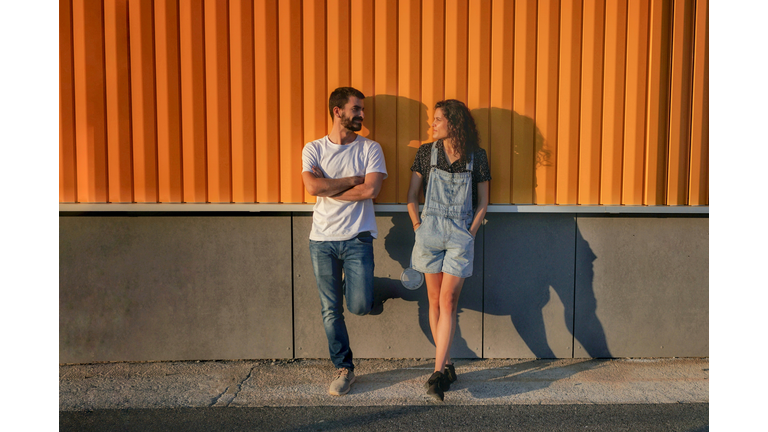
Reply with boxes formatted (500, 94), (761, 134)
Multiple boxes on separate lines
(328, 367), (355, 396)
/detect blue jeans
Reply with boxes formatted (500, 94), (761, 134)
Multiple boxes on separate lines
(309, 232), (375, 371)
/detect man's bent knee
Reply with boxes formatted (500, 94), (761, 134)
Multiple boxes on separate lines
(348, 302), (372, 316)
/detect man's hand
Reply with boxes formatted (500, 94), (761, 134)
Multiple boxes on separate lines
(310, 165), (324, 178)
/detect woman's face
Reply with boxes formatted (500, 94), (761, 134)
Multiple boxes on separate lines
(432, 108), (449, 141)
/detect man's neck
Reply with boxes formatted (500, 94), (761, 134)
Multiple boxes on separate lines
(328, 124), (358, 145)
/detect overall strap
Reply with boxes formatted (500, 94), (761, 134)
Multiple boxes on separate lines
(430, 141), (438, 167)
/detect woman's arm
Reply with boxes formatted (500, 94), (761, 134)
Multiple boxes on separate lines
(469, 181), (489, 237)
(406, 171), (423, 231)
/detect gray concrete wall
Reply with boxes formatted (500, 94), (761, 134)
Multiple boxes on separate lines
(59, 213), (708, 363)
(59, 216), (293, 363)
(573, 217), (709, 358)
(483, 214), (577, 359)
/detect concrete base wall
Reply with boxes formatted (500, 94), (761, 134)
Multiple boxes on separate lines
(59, 214), (708, 363)
(574, 217), (709, 358)
(59, 216), (293, 363)
(483, 214), (577, 359)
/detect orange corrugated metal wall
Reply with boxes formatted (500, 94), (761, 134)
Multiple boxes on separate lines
(59, 0), (708, 205)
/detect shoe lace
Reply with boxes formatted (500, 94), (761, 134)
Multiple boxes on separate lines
(335, 368), (350, 379)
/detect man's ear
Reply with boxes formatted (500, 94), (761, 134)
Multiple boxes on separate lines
(333, 106), (342, 118)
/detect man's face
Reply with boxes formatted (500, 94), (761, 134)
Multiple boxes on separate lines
(339, 97), (365, 132)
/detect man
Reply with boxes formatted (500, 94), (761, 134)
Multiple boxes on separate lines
(302, 87), (387, 396)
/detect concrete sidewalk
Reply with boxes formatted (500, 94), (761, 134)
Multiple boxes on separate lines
(59, 358), (708, 411)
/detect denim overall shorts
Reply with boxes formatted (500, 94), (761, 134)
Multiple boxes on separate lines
(411, 143), (475, 278)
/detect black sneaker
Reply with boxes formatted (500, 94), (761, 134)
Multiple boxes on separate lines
(369, 297), (386, 315)
(425, 371), (446, 401)
(443, 363), (457, 390)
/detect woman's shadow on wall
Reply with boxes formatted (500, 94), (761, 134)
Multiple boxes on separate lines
(372, 96), (612, 364)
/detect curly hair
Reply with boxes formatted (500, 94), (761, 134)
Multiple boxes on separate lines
(435, 99), (480, 164)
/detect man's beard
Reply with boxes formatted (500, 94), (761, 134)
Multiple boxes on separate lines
(341, 113), (363, 131)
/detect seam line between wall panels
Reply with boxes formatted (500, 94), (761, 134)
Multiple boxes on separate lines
(290, 212), (296, 359)
(481, 215), (485, 359)
(572, 214), (578, 359)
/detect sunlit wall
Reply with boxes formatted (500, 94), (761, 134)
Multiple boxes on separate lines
(60, 0), (708, 206)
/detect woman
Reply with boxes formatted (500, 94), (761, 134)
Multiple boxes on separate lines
(407, 99), (491, 401)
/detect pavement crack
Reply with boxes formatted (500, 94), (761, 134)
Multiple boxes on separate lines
(227, 365), (256, 406)
(210, 385), (232, 407)
(211, 364), (256, 408)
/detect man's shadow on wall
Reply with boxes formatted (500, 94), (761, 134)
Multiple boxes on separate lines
(372, 96), (611, 361)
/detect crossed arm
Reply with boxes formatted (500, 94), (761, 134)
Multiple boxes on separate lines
(302, 166), (385, 201)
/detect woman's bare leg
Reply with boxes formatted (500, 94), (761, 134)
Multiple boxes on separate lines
(433, 273), (465, 373)
(444, 307), (458, 368)
(445, 311), (458, 367)
(425, 272), (443, 348)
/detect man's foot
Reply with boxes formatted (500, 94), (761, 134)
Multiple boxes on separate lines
(425, 371), (446, 401)
(443, 363), (457, 390)
(369, 297), (386, 315)
(328, 367), (355, 396)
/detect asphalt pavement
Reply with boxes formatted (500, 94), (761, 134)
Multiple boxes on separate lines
(60, 357), (709, 431)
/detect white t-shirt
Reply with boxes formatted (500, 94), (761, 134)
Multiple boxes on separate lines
(302, 135), (388, 241)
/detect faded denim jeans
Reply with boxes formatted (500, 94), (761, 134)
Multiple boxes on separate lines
(309, 232), (375, 371)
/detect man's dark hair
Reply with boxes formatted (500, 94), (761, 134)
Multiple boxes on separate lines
(329, 87), (365, 119)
